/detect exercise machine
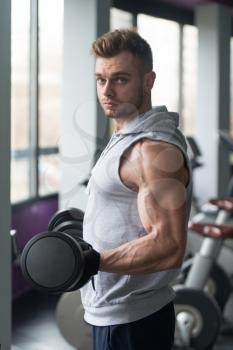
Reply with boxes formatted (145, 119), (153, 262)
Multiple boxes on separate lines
(174, 200), (233, 349)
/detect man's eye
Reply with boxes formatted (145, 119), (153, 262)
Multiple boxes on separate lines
(116, 77), (127, 83)
(96, 78), (105, 85)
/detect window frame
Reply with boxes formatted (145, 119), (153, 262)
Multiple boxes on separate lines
(11, 0), (60, 204)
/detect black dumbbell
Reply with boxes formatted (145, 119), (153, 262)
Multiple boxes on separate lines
(48, 208), (84, 240)
(20, 208), (99, 294)
(48, 208), (84, 231)
(20, 231), (100, 293)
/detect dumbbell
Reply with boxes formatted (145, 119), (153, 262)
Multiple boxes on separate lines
(20, 208), (100, 294)
(48, 207), (84, 237)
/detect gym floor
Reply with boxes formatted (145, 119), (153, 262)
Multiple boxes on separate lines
(12, 290), (233, 350)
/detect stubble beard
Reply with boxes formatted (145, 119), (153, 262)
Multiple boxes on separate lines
(102, 87), (144, 121)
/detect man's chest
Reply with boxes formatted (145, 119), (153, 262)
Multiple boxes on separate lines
(118, 141), (143, 192)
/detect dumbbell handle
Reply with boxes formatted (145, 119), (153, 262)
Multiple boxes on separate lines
(11, 229), (20, 264)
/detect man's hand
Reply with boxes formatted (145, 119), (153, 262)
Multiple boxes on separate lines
(191, 222), (233, 239)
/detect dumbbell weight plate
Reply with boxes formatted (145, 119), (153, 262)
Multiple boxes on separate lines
(21, 231), (84, 293)
(56, 291), (92, 350)
(176, 257), (231, 310)
(174, 285), (221, 350)
(54, 220), (83, 240)
(48, 208), (84, 232)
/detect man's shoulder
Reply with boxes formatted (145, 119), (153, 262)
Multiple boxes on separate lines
(122, 137), (184, 169)
(136, 138), (189, 186)
(133, 137), (182, 158)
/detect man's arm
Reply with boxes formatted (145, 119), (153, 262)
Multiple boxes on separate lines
(99, 140), (189, 274)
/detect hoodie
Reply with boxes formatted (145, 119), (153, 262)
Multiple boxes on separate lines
(80, 106), (192, 326)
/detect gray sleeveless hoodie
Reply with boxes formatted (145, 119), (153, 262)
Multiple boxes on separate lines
(81, 106), (192, 326)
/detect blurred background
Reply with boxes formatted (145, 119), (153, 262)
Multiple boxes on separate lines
(1, 0), (233, 349)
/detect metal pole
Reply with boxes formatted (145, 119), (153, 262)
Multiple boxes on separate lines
(178, 23), (184, 130)
(29, 0), (39, 197)
(0, 0), (11, 348)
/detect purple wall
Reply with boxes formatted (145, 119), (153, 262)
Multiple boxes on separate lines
(12, 194), (58, 299)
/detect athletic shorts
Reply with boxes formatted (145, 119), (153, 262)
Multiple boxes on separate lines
(92, 302), (175, 350)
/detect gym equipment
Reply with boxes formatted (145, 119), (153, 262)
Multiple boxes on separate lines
(186, 132), (233, 224)
(183, 134), (233, 322)
(11, 229), (20, 263)
(186, 136), (204, 215)
(185, 199), (233, 312)
(56, 291), (92, 350)
(186, 136), (203, 172)
(178, 202), (233, 311)
(175, 286), (221, 350)
(48, 207), (84, 244)
(48, 207), (84, 234)
(20, 208), (100, 293)
(174, 202), (233, 349)
(189, 132), (233, 221)
(219, 131), (233, 197)
(176, 257), (231, 311)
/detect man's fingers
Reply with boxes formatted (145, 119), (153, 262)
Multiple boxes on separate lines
(191, 223), (233, 238)
(209, 198), (233, 210)
(203, 225), (221, 237)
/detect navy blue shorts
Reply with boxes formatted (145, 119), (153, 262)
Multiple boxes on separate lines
(92, 302), (175, 350)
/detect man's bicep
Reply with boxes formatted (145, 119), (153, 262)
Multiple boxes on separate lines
(137, 143), (188, 257)
(137, 178), (187, 236)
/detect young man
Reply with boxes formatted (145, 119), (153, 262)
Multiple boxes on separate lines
(81, 29), (192, 350)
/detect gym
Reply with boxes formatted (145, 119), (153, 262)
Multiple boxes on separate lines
(1, 0), (233, 349)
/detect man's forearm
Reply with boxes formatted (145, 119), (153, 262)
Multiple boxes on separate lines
(99, 232), (184, 275)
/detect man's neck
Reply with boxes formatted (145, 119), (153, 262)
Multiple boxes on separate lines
(114, 114), (138, 132)
(114, 103), (152, 132)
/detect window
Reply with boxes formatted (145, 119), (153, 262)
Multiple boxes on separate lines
(11, 0), (30, 203)
(11, 0), (63, 203)
(109, 8), (134, 134)
(38, 0), (63, 196)
(110, 8), (133, 31)
(11, 3), (200, 204)
(137, 15), (199, 135)
(182, 25), (198, 135)
(138, 15), (180, 112)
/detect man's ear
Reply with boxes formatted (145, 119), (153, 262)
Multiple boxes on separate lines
(143, 71), (156, 93)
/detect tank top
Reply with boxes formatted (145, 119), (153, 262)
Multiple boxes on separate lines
(80, 106), (192, 326)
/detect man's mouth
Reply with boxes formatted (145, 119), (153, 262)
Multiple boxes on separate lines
(103, 101), (117, 109)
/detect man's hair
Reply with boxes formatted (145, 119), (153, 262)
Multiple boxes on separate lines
(91, 29), (153, 73)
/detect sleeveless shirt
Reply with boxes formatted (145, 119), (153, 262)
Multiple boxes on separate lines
(80, 106), (192, 326)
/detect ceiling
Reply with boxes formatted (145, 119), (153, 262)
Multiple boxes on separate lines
(159, 0), (233, 10)
(114, 0), (233, 26)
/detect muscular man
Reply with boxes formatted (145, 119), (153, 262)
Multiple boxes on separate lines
(81, 29), (192, 350)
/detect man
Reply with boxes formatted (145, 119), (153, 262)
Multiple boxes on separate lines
(81, 29), (192, 350)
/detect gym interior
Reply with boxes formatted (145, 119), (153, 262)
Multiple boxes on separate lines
(1, 0), (233, 349)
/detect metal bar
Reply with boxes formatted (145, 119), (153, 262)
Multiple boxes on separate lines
(178, 23), (184, 129)
(29, 0), (39, 197)
(0, 0), (11, 348)
(113, 0), (194, 25)
(132, 12), (137, 29)
(11, 147), (59, 159)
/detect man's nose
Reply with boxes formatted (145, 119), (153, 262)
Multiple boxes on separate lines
(103, 80), (114, 97)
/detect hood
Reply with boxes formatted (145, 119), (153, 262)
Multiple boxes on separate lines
(115, 106), (179, 135)
(114, 106), (186, 152)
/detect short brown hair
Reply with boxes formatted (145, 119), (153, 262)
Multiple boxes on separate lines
(91, 29), (153, 73)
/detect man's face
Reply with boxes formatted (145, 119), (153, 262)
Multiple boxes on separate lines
(95, 51), (145, 120)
